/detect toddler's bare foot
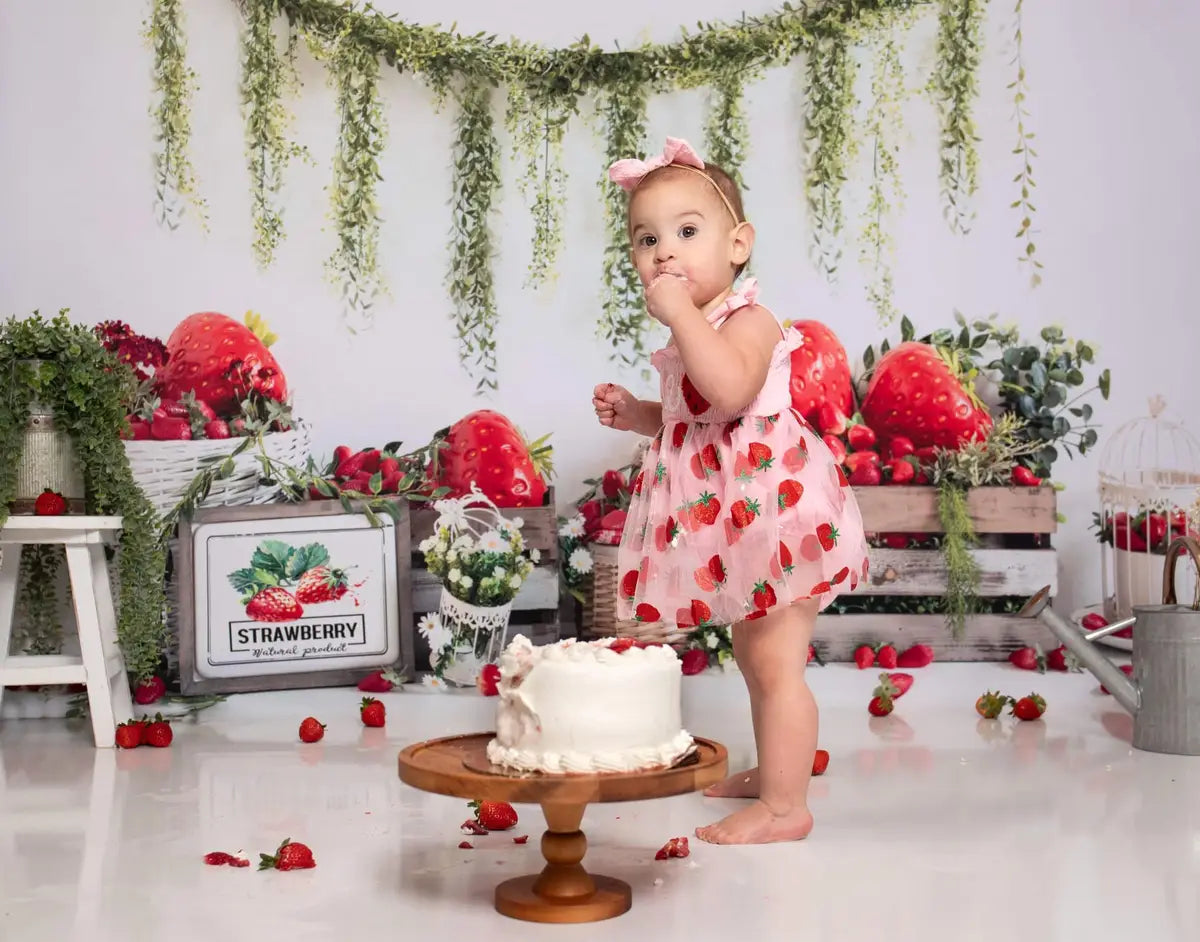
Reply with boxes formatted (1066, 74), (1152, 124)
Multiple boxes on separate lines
(695, 800), (813, 845)
(702, 767), (759, 798)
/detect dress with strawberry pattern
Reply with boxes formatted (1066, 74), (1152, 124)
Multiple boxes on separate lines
(616, 279), (869, 630)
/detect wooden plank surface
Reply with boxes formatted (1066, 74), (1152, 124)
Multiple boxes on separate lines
(411, 565), (559, 612)
(853, 486), (1057, 534)
(813, 613), (1057, 661)
(865, 548), (1057, 597)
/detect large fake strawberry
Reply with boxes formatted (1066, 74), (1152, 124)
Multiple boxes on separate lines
(155, 311), (288, 415)
(431, 410), (553, 508)
(859, 341), (992, 450)
(787, 321), (855, 426)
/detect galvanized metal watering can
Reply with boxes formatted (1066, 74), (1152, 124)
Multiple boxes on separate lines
(1019, 536), (1200, 756)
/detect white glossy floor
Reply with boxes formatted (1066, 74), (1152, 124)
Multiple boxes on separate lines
(1, 661), (1197, 942)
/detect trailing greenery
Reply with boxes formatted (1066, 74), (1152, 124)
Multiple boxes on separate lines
(14, 546), (66, 655)
(0, 312), (168, 683)
(932, 0), (984, 234)
(145, 0), (206, 229)
(703, 71), (751, 191)
(240, 0), (309, 268)
(936, 479), (980, 638)
(1007, 0), (1042, 286)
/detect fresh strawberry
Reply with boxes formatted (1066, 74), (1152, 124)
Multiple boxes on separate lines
(811, 749), (830, 776)
(786, 320), (855, 425)
(849, 462), (882, 486)
(975, 690), (1007, 719)
(124, 417), (152, 440)
(881, 533), (909, 549)
(431, 410), (552, 508)
(245, 587), (303, 622)
(156, 311), (288, 414)
(357, 670), (395, 693)
(680, 374), (711, 415)
(887, 672), (914, 697)
(33, 488), (67, 515)
(143, 714), (173, 748)
(1008, 646), (1045, 672)
(817, 402), (849, 436)
(204, 852), (250, 867)
(1045, 645), (1079, 672)
(258, 838), (316, 871)
(868, 693), (894, 717)
(471, 800), (518, 831)
(822, 434), (847, 465)
(634, 603), (660, 623)
(115, 719), (145, 749)
(1080, 613), (1109, 632)
(298, 717), (326, 743)
(860, 341), (993, 449)
(1010, 693), (1046, 721)
(295, 565), (351, 605)
(887, 458), (916, 485)
(680, 649), (709, 675)
(1011, 465), (1042, 487)
(477, 663), (501, 696)
(151, 415), (192, 440)
(513, 835), (529, 844)
(1100, 664), (1134, 695)
(133, 675), (166, 705)
(458, 841), (474, 850)
(853, 644), (876, 670)
(896, 644), (934, 668)
(886, 436), (915, 460)
(777, 479), (804, 511)
(360, 697), (386, 727)
(846, 422), (877, 452)
(876, 644), (898, 669)
(204, 419), (231, 439)
(654, 836), (690, 860)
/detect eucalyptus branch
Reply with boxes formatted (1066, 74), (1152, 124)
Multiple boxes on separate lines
(932, 0), (984, 235)
(1008, 0), (1043, 286)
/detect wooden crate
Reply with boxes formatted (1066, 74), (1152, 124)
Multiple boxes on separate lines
(405, 486), (562, 670)
(815, 485), (1058, 660)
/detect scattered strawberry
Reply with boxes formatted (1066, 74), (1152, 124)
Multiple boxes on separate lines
(886, 436), (915, 460)
(204, 851), (250, 867)
(974, 690), (1007, 719)
(244, 586), (303, 622)
(1008, 646), (1045, 672)
(115, 719), (145, 749)
(258, 838), (316, 871)
(868, 674), (900, 716)
(680, 649), (709, 675)
(357, 670), (395, 693)
(143, 714), (173, 748)
(1011, 465), (1042, 487)
(1100, 663), (1134, 695)
(876, 644), (898, 669)
(360, 697), (386, 727)
(298, 717), (326, 743)
(33, 488), (67, 515)
(461, 819), (488, 836)
(887, 458), (916, 485)
(470, 800), (518, 831)
(133, 675), (166, 705)
(1045, 646), (1079, 672)
(458, 841), (474, 850)
(853, 644), (876, 670)
(513, 835), (529, 845)
(1010, 693), (1046, 721)
(887, 672), (913, 697)
(896, 644), (934, 668)
(1080, 613), (1109, 632)
(477, 663), (501, 696)
(812, 749), (830, 776)
(654, 836), (690, 860)
(150, 415), (193, 440)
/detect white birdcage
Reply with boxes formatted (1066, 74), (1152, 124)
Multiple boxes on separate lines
(1096, 396), (1200, 626)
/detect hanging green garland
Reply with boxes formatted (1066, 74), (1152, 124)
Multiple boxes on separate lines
(145, 0), (206, 230)
(240, 0), (309, 269)
(1008, 0), (1042, 287)
(933, 0), (985, 235)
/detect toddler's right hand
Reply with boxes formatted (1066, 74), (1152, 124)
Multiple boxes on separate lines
(593, 383), (639, 432)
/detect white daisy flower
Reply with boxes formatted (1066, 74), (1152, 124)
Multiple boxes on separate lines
(448, 568), (462, 583)
(568, 547), (594, 574)
(459, 575), (473, 589)
(706, 633), (718, 649)
(493, 566), (508, 579)
(478, 530), (507, 553)
(509, 574), (523, 589)
(510, 516), (524, 531)
(418, 537), (435, 553)
(446, 550), (459, 565)
(417, 613), (441, 640)
(559, 516), (585, 538)
(529, 547), (541, 564)
(422, 674), (447, 692)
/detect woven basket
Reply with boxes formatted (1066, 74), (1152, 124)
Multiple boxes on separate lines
(580, 544), (689, 646)
(123, 425), (312, 518)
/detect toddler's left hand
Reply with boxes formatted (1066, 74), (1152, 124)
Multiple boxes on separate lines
(645, 273), (695, 325)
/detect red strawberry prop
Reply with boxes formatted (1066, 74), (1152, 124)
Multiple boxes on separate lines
(156, 312), (288, 414)
(860, 341), (993, 450)
(680, 648), (708, 675)
(1011, 465), (1042, 487)
(258, 838), (316, 871)
(817, 402), (849, 437)
(431, 410), (553, 508)
(786, 320), (855, 425)
(33, 488), (67, 515)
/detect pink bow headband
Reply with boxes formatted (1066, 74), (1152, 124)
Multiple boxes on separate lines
(607, 137), (740, 224)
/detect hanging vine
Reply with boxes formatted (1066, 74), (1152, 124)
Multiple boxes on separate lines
(1008, 0), (1042, 287)
(144, 0), (207, 230)
(933, 0), (985, 235)
(703, 71), (750, 190)
(240, 0), (309, 269)
(448, 78), (503, 393)
(804, 27), (858, 281)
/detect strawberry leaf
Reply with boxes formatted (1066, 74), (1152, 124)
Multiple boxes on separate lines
(251, 539), (295, 578)
(228, 568), (260, 593)
(286, 543), (329, 580)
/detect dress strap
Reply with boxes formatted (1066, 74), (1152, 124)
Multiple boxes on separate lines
(705, 277), (760, 330)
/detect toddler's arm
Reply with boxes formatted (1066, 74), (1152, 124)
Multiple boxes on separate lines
(593, 383), (663, 437)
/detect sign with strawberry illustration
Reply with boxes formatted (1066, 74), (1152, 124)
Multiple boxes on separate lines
(176, 503), (412, 695)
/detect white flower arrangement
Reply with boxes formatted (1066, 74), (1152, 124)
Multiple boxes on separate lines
(557, 512), (594, 603)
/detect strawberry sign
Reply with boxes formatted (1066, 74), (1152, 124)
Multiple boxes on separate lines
(176, 503), (413, 695)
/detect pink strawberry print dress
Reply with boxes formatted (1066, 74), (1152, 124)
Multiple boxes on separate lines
(616, 279), (869, 630)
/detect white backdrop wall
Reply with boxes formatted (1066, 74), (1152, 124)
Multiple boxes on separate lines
(2, 0), (1198, 615)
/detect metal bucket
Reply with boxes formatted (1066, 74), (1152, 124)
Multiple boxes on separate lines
(9, 361), (86, 513)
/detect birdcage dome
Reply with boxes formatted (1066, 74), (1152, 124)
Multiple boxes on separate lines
(1098, 395), (1200, 509)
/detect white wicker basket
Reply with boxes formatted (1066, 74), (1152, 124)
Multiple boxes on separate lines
(123, 424), (312, 518)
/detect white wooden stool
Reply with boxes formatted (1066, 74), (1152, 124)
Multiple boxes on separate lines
(0, 516), (133, 747)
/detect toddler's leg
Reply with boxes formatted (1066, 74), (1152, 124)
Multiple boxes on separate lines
(702, 625), (766, 798)
(695, 598), (820, 845)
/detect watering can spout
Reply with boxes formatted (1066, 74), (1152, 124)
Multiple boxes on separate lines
(1019, 586), (1140, 715)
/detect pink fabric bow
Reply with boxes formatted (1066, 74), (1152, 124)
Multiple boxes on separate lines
(608, 137), (705, 191)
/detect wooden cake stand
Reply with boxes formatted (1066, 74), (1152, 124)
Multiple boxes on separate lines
(398, 732), (727, 923)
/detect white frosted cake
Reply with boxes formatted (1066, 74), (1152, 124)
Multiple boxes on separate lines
(485, 634), (695, 775)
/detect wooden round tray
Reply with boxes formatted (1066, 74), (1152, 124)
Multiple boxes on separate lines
(398, 732), (727, 924)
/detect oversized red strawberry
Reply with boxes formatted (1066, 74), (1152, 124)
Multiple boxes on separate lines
(360, 697), (386, 727)
(295, 565), (351, 605)
(680, 649), (708, 675)
(431, 410), (552, 508)
(33, 488), (67, 515)
(155, 311), (288, 414)
(680, 375), (711, 415)
(245, 587), (303, 622)
(258, 838), (316, 871)
(471, 800), (518, 831)
(786, 320), (855, 425)
(860, 341), (993, 450)
(298, 716), (326, 743)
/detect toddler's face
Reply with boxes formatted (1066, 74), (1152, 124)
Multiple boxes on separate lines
(627, 170), (749, 305)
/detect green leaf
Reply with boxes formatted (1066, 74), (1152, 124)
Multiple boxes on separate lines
(227, 568), (260, 593)
(1043, 384), (1065, 408)
(369, 471), (383, 494)
(900, 315), (915, 341)
(251, 539), (295, 577)
(1029, 360), (1048, 390)
(1066, 368), (1084, 386)
(286, 543), (330, 580)
(1099, 369), (1111, 398)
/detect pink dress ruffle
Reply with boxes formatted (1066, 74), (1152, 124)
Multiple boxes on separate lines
(615, 279), (869, 629)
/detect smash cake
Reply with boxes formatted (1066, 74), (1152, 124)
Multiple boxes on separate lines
(485, 634), (695, 775)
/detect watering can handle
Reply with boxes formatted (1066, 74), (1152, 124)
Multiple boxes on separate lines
(1162, 536), (1200, 610)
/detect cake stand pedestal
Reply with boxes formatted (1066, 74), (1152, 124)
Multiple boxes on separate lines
(397, 732), (727, 924)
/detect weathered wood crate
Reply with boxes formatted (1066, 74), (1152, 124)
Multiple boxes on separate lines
(815, 485), (1058, 661)
(405, 486), (562, 671)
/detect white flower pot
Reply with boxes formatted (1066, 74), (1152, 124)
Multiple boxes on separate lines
(436, 588), (513, 687)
